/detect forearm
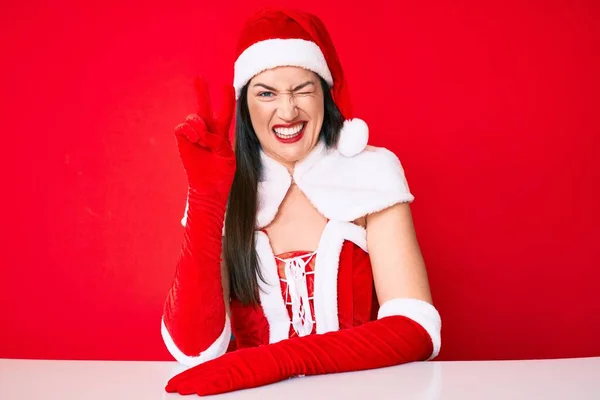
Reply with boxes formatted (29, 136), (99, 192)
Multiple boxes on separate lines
(271, 314), (433, 377)
(162, 189), (229, 365)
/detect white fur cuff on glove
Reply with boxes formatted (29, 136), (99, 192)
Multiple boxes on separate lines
(378, 298), (442, 360)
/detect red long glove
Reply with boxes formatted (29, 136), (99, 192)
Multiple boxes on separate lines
(165, 314), (434, 396)
(161, 77), (236, 361)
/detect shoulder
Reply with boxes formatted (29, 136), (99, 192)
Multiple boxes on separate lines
(307, 144), (413, 193)
(295, 145), (415, 222)
(347, 144), (409, 179)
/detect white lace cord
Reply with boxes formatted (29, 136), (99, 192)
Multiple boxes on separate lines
(277, 252), (316, 336)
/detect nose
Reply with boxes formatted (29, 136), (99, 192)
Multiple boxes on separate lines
(276, 94), (299, 121)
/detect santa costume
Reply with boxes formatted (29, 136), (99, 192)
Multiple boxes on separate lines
(161, 7), (442, 396)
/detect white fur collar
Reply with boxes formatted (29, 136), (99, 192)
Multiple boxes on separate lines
(256, 140), (414, 229)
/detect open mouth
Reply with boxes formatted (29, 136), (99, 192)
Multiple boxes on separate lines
(272, 122), (306, 140)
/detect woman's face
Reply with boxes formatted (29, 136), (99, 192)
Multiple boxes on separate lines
(247, 66), (325, 171)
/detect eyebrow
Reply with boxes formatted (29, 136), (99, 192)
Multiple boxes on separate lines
(252, 81), (315, 91)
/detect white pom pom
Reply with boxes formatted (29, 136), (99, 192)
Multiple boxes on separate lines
(337, 118), (369, 157)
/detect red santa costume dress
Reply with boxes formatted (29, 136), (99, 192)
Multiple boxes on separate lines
(161, 7), (442, 396)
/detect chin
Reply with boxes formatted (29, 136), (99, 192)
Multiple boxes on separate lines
(273, 146), (307, 164)
(274, 136), (317, 161)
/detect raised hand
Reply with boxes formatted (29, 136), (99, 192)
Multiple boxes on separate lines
(174, 76), (236, 192)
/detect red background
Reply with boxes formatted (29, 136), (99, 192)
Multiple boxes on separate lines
(1, 0), (599, 362)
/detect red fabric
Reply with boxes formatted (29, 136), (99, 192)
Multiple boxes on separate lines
(161, 77), (235, 356)
(337, 241), (376, 328)
(165, 314), (433, 396)
(229, 298), (270, 350)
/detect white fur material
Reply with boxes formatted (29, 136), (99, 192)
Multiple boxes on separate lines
(234, 38), (333, 99)
(337, 118), (369, 157)
(377, 298), (442, 360)
(256, 154), (293, 230)
(160, 316), (231, 368)
(313, 220), (368, 333)
(255, 231), (292, 343)
(256, 141), (414, 229)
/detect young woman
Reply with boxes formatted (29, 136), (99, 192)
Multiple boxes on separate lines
(161, 7), (442, 396)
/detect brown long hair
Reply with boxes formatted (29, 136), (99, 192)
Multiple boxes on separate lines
(224, 76), (344, 306)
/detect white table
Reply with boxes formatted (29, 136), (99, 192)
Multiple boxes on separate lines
(1, 357), (599, 399)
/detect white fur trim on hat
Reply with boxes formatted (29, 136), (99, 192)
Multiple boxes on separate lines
(234, 38), (333, 99)
(337, 118), (369, 157)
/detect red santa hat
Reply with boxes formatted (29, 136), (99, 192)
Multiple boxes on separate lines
(232, 8), (369, 157)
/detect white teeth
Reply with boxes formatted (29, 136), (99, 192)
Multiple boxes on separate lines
(273, 122), (305, 138)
